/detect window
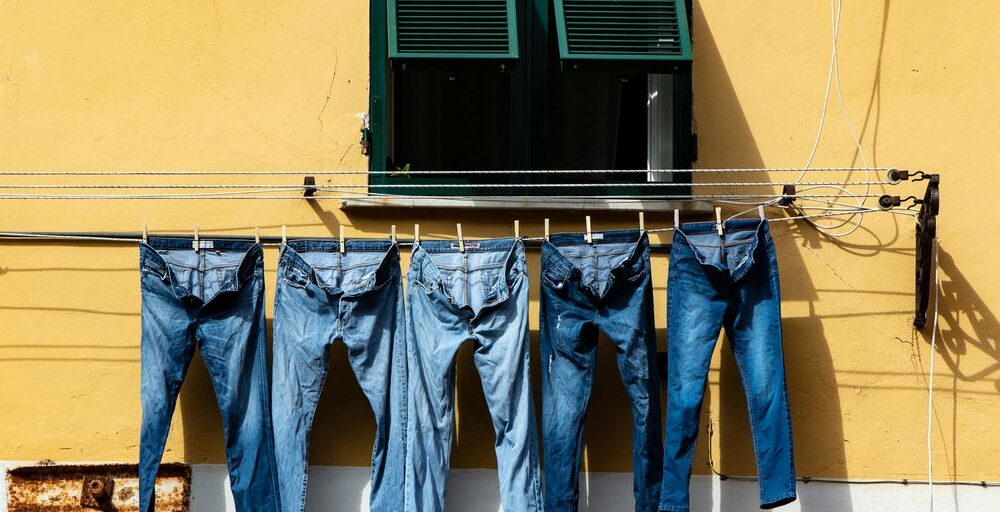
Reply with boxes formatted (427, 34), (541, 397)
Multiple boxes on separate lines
(367, 0), (694, 198)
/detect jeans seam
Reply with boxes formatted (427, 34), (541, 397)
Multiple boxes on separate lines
(730, 345), (769, 501)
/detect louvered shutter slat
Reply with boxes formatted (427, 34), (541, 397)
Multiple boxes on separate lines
(388, 0), (519, 61)
(554, 0), (692, 69)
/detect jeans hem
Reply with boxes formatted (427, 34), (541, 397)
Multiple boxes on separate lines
(658, 505), (690, 512)
(760, 492), (797, 509)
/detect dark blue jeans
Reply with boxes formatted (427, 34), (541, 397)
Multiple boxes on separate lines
(271, 240), (407, 512)
(540, 230), (663, 512)
(138, 238), (279, 512)
(659, 220), (796, 511)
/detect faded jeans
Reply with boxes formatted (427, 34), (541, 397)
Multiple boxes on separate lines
(659, 219), (796, 511)
(271, 240), (407, 512)
(138, 238), (279, 512)
(540, 230), (663, 512)
(405, 238), (543, 512)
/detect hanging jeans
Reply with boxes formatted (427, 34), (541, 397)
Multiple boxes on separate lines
(271, 240), (408, 512)
(405, 238), (543, 512)
(659, 219), (796, 512)
(540, 230), (663, 512)
(138, 238), (279, 512)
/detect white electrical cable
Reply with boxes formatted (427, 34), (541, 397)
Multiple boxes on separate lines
(797, 0), (875, 238)
(926, 238), (940, 511)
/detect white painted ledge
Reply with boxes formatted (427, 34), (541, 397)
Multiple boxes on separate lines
(338, 196), (714, 212)
(3, 463), (997, 511)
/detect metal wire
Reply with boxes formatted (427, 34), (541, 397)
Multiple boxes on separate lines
(0, 193), (892, 200)
(0, 207), (899, 245)
(0, 180), (894, 190)
(0, 167), (900, 176)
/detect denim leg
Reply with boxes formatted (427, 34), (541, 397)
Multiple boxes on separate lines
(138, 272), (197, 512)
(271, 277), (338, 512)
(472, 273), (543, 512)
(405, 286), (467, 512)
(540, 289), (599, 512)
(725, 239), (796, 509)
(602, 275), (662, 512)
(660, 246), (728, 512)
(342, 276), (408, 512)
(197, 272), (280, 512)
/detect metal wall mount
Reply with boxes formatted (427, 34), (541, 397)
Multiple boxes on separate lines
(913, 173), (940, 329)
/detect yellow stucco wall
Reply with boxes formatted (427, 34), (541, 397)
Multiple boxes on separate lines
(1, 0), (997, 484)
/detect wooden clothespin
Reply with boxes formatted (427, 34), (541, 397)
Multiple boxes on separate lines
(142, 222), (148, 243)
(339, 225), (346, 254)
(281, 225), (287, 245)
(758, 205), (766, 220)
(585, 216), (593, 244)
(514, 220), (520, 239)
(456, 223), (465, 253)
(254, 226), (260, 244)
(390, 225), (397, 244)
(674, 209), (680, 228)
(715, 207), (724, 236)
(638, 212), (645, 231)
(193, 224), (200, 252)
(414, 224), (420, 245)
(544, 218), (550, 241)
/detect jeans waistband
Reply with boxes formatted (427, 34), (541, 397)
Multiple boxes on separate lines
(286, 239), (397, 253)
(143, 237), (261, 252)
(416, 237), (519, 254)
(675, 219), (765, 238)
(547, 228), (644, 246)
(541, 230), (649, 282)
(139, 239), (263, 276)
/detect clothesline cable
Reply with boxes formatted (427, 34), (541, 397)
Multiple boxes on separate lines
(0, 167), (903, 176)
(0, 193), (898, 201)
(0, 207), (902, 246)
(0, 181), (898, 189)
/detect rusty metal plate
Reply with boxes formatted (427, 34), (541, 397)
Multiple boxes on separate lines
(7, 463), (190, 511)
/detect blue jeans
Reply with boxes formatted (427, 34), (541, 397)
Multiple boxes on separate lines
(660, 220), (796, 511)
(540, 230), (663, 512)
(139, 238), (279, 512)
(405, 238), (543, 512)
(271, 240), (407, 512)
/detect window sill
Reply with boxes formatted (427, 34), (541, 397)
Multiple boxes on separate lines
(338, 196), (712, 212)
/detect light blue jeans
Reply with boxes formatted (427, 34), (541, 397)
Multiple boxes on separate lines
(271, 240), (407, 512)
(139, 238), (279, 512)
(405, 238), (543, 512)
(660, 219), (796, 511)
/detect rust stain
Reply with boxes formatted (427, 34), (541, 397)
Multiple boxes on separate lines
(7, 463), (190, 512)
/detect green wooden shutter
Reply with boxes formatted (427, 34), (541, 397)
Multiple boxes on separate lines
(388, 0), (520, 65)
(553, 0), (692, 71)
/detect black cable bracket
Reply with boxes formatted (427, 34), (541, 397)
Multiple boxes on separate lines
(914, 173), (940, 329)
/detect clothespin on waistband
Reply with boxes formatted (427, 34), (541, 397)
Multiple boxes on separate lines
(456, 223), (465, 253)
(142, 222), (148, 243)
(193, 224), (200, 252)
(585, 216), (593, 244)
(514, 220), (520, 239)
(254, 226), (260, 244)
(339, 225), (346, 254)
(544, 218), (550, 241)
(281, 225), (287, 245)
(638, 211), (645, 232)
(758, 205), (766, 220)
(674, 209), (680, 228)
(414, 224), (420, 245)
(715, 207), (724, 236)
(390, 225), (397, 244)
